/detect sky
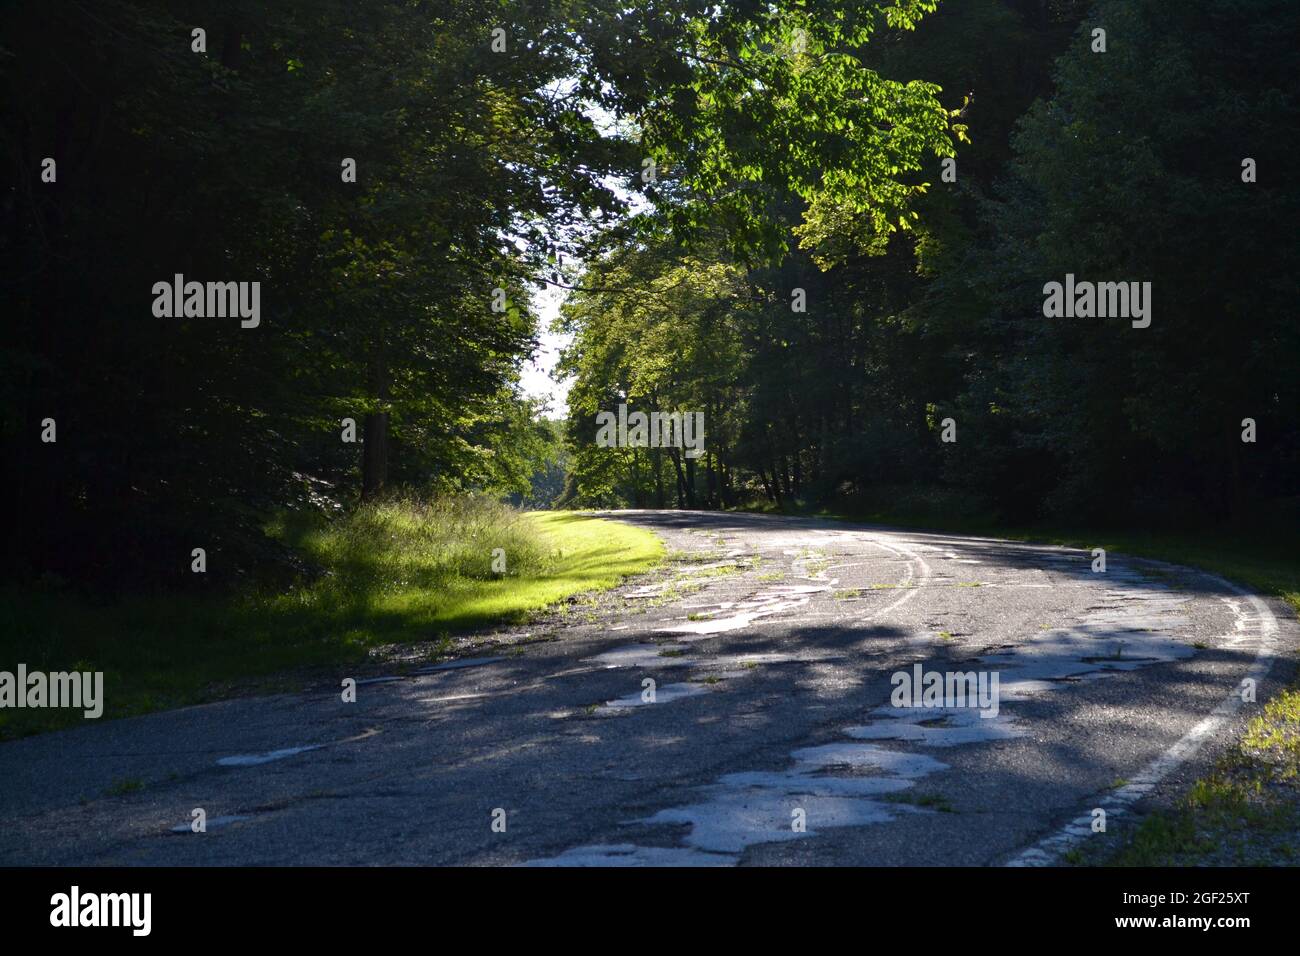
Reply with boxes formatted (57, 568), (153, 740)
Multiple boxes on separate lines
(517, 281), (573, 419)
(516, 97), (640, 421)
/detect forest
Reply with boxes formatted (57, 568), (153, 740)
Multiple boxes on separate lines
(554, 0), (1298, 534)
(2, 0), (1296, 599)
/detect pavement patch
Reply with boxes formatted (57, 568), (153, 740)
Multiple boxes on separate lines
(216, 745), (322, 768)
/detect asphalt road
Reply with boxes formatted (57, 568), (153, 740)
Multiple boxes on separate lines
(2, 511), (1294, 866)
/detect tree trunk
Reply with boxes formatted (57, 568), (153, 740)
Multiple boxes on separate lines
(361, 412), (389, 499)
(631, 447), (644, 507)
(670, 448), (686, 508)
(706, 450), (717, 509)
(653, 446), (666, 507)
(361, 355), (390, 500)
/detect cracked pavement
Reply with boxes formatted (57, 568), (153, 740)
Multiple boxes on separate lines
(1, 511), (1295, 866)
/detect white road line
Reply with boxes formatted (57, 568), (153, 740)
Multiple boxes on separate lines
(857, 534), (933, 622)
(1004, 574), (1280, 866)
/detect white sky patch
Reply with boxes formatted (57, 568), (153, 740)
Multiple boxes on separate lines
(518, 95), (648, 420)
(520, 282), (571, 416)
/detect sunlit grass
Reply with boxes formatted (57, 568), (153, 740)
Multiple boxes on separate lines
(0, 500), (662, 739)
(1241, 688), (1300, 780)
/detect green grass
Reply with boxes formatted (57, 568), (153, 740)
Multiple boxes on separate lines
(0, 498), (662, 739)
(1241, 689), (1300, 778)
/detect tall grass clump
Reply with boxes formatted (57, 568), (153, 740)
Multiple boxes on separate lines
(271, 494), (553, 605)
(266, 494), (556, 613)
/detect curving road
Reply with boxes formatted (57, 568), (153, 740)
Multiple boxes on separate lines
(1, 511), (1294, 866)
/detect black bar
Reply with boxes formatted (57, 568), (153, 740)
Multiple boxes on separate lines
(1, 866), (1287, 941)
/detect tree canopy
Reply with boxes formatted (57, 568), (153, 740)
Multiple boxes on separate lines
(558, 0), (1299, 534)
(2, 0), (966, 585)
(3, 0), (1294, 589)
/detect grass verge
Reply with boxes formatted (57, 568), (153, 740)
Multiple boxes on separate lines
(0, 499), (662, 739)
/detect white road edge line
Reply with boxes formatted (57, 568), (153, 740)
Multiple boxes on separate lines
(1004, 572), (1280, 867)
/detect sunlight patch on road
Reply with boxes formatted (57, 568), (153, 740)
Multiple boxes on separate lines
(169, 814), (250, 833)
(411, 656), (505, 674)
(598, 682), (709, 712)
(216, 745), (322, 767)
